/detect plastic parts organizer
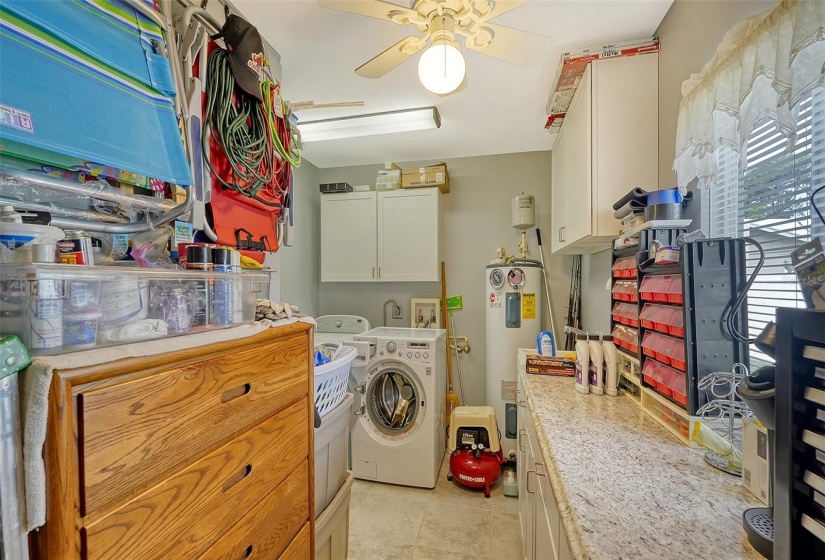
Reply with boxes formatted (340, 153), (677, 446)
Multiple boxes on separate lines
(642, 358), (687, 405)
(612, 256), (638, 279)
(640, 274), (683, 303)
(639, 304), (685, 337)
(611, 325), (639, 354)
(611, 302), (639, 328)
(612, 280), (639, 302)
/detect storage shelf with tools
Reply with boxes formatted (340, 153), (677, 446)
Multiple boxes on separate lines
(635, 238), (750, 416)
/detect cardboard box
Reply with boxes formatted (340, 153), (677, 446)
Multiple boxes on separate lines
(742, 418), (771, 506)
(401, 164), (450, 193)
(525, 355), (576, 377)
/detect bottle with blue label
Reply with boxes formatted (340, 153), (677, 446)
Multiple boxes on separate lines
(537, 331), (556, 356)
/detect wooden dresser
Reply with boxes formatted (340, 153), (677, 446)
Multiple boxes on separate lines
(32, 323), (315, 560)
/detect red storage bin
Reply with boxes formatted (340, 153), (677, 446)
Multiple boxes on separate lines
(639, 304), (657, 329)
(671, 343), (686, 371)
(653, 276), (670, 302)
(644, 358), (687, 406)
(612, 257), (637, 279)
(672, 388), (688, 406)
(666, 275), (684, 304)
(640, 277), (656, 302)
(641, 331), (658, 358)
(668, 311), (685, 338)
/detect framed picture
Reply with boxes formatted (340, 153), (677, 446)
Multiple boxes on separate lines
(411, 298), (441, 329)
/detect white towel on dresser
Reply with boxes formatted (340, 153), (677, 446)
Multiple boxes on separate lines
(20, 316), (315, 531)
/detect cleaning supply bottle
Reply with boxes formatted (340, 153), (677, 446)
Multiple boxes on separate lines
(503, 469), (518, 497)
(537, 330), (556, 356)
(603, 336), (619, 396)
(588, 336), (604, 395)
(575, 334), (590, 394)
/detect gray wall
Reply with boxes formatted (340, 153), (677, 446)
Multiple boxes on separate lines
(277, 159), (322, 316)
(577, 0), (777, 334)
(656, 0), (775, 188)
(318, 152), (566, 406)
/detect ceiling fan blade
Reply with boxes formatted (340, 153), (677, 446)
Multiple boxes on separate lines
(465, 23), (552, 68)
(487, 0), (529, 19)
(317, 0), (416, 21)
(437, 75), (468, 97)
(356, 37), (424, 78)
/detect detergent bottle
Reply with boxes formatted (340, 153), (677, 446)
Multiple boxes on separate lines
(588, 336), (604, 395)
(603, 336), (619, 396)
(574, 334), (590, 394)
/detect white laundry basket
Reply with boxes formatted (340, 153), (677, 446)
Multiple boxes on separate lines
(314, 345), (357, 418)
(315, 470), (354, 560)
(315, 393), (353, 515)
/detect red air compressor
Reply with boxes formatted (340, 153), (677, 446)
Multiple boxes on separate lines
(446, 406), (504, 498)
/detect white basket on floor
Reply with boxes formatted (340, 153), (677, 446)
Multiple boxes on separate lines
(314, 345), (357, 418)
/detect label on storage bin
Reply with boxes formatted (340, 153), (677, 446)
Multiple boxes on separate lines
(522, 293), (536, 319)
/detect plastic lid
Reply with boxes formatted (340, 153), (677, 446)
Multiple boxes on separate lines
(32, 243), (56, 263)
(212, 247), (231, 266)
(186, 245), (211, 265)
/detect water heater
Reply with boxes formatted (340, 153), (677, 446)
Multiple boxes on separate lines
(485, 261), (541, 458)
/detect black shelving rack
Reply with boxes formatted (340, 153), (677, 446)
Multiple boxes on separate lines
(637, 238), (750, 415)
(775, 308), (825, 559)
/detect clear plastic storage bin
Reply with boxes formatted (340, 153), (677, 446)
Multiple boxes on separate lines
(643, 358), (687, 405)
(611, 302), (639, 328)
(0, 264), (270, 355)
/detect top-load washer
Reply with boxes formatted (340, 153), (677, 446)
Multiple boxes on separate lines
(351, 327), (447, 488)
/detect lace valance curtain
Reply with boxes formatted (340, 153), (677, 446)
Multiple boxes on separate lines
(673, 0), (825, 191)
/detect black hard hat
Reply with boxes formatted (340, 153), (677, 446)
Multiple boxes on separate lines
(218, 15), (265, 102)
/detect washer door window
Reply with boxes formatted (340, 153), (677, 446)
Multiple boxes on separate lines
(366, 367), (420, 437)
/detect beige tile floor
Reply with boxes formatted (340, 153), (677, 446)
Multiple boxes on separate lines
(347, 455), (522, 560)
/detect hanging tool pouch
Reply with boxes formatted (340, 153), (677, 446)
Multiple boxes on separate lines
(200, 40), (287, 252)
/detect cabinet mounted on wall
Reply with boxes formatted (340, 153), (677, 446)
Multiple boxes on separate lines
(320, 188), (441, 282)
(550, 54), (658, 255)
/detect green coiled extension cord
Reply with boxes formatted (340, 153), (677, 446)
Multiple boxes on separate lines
(261, 80), (301, 169)
(202, 48), (299, 205)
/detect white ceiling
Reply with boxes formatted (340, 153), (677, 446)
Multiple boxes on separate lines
(234, 0), (673, 168)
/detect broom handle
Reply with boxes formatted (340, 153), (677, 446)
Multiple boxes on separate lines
(441, 261), (454, 389)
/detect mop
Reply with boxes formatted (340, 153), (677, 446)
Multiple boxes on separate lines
(535, 229), (557, 345)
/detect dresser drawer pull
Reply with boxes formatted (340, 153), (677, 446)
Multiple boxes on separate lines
(223, 464), (253, 493)
(244, 544), (254, 558)
(221, 383), (252, 404)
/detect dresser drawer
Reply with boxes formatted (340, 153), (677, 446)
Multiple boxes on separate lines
(82, 399), (309, 560)
(281, 524), (312, 560)
(195, 465), (310, 560)
(79, 334), (308, 516)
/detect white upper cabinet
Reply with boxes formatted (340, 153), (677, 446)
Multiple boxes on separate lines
(321, 192), (378, 282)
(377, 189), (440, 282)
(321, 188), (440, 282)
(551, 54), (658, 255)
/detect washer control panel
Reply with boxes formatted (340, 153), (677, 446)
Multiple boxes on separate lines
(375, 339), (434, 364)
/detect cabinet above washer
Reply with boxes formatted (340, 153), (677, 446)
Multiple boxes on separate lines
(321, 188), (440, 282)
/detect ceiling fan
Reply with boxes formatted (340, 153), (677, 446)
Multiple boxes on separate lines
(317, 0), (552, 95)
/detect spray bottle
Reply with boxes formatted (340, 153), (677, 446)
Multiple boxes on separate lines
(603, 336), (619, 396)
(588, 335), (604, 395)
(575, 334), (590, 394)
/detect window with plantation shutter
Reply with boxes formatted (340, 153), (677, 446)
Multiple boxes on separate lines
(702, 88), (825, 364)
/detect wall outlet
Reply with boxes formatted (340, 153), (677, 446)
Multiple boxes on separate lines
(392, 304), (403, 319)
(446, 295), (463, 310)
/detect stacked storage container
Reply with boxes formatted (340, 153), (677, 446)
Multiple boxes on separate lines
(314, 347), (357, 559)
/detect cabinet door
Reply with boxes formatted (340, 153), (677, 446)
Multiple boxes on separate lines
(517, 405), (533, 560)
(561, 64), (593, 249)
(550, 126), (569, 254)
(535, 461), (561, 560)
(321, 193), (377, 282)
(377, 189), (439, 282)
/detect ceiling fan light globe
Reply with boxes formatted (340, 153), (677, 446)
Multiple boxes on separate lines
(418, 42), (466, 95)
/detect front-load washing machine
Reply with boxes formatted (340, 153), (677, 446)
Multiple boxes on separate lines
(351, 327), (447, 488)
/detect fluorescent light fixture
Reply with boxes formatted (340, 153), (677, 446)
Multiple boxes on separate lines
(298, 107), (441, 143)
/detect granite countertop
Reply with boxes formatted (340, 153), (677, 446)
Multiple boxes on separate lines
(517, 349), (762, 560)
